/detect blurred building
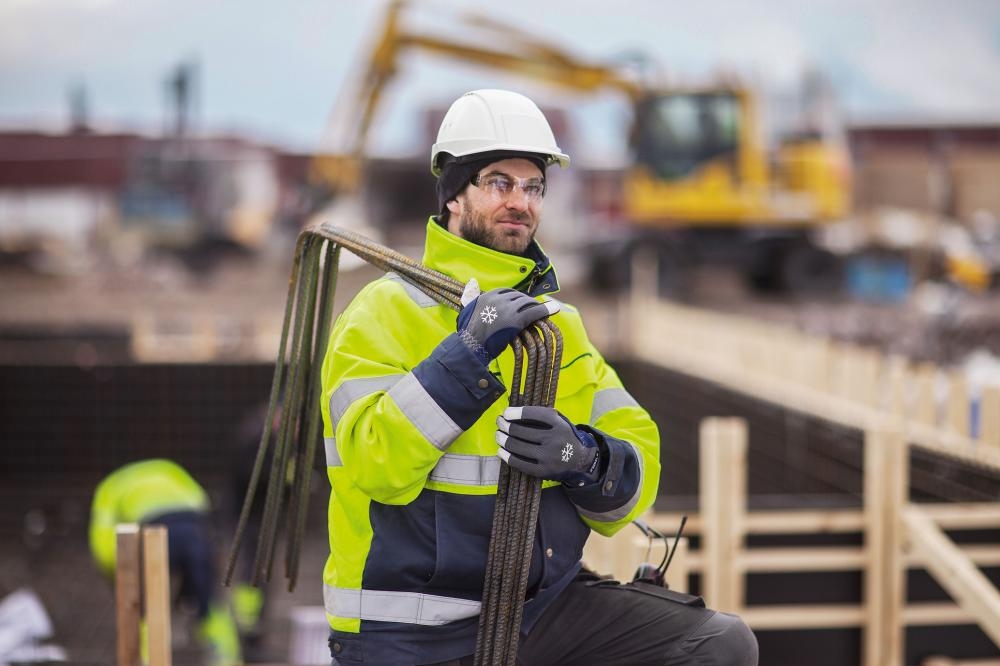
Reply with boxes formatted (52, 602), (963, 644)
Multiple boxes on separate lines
(0, 129), (288, 272)
(850, 120), (1000, 224)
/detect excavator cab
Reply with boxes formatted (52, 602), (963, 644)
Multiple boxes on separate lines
(632, 92), (741, 182)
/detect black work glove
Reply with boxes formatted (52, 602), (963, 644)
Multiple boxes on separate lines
(456, 280), (559, 366)
(495, 406), (602, 486)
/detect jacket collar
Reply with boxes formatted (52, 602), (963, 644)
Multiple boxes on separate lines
(422, 217), (559, 297)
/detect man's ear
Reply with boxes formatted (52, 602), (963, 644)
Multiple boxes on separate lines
(446, 198), (462, 216)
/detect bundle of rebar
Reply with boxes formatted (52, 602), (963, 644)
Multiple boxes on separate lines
(474, 320), (562, 666)
(224, 224), (561, 665)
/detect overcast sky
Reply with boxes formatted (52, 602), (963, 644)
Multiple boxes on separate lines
(3, 0), (1000, 163)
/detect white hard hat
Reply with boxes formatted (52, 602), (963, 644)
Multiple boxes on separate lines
(431, 89), (570, 176)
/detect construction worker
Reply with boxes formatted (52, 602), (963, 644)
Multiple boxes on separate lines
(320, 89), (758, 665)
(89, 459), (242, 666)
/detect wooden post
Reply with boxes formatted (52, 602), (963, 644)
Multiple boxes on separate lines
(885, 355), (910, 417)
(807, 338), (832, 394)
(864, 427), (907, 666)
(142, 526), (172, 666)
(913, 363), (938, 427)
(700, 417), (747, 613)
(115, 525), (142, 666)
(827, 343), (849, 399)
(854, 348), (881, 408)
(946, 372), (970, 438)
(980, 386), (1000, 450)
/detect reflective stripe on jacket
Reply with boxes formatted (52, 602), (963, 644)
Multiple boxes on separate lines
(89, 458), (209, 576)
(320, 219), (660, 663)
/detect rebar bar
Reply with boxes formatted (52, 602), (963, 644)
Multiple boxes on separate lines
(475, 320), (563, 666)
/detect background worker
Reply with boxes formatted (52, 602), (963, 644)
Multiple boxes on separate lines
(89, 458), (241, 666)
(320, 88), (758, 665)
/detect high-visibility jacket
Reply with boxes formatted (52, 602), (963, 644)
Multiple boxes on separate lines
(89, 458), (209, 577)
(320, 219), (660, 664)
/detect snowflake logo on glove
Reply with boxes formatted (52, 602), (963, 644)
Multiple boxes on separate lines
(479, 305), (498, 325)
(560, 443), (574, 462)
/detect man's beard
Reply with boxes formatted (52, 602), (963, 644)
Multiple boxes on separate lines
(456, 209), (536, 256)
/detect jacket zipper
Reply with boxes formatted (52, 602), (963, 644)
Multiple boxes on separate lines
(524, 266), (542, 294)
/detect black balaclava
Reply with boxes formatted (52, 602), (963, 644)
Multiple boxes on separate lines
(436, 150), (547, 224)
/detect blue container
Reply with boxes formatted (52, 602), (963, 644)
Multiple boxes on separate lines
(845, 255), (911, 302)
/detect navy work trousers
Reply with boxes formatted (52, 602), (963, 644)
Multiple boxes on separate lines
(426, 570), (759, 666)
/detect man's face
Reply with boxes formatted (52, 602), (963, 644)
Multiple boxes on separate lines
(446, 158), (544, 256)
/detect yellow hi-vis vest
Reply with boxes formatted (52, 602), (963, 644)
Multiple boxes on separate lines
(320, 220), (660, 663)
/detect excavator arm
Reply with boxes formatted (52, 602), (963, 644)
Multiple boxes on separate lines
(308, 0), (642, 198)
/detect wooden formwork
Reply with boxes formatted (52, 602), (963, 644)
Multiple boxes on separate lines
(628, 293), (1000, 466)
(615, 287), (1000, 665)
(579, 415), (1000, 665)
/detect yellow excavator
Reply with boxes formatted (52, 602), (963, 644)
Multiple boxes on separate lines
(310, 0), (852, 293)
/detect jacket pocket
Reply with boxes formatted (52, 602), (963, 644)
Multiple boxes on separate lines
(427, 492), (496, 593)
(329, 633), (364, 663)
(625, 580), (707, 607)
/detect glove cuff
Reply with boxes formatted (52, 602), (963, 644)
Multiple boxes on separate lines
(562, 428), (602, 487)
(458, 329), (490, 366)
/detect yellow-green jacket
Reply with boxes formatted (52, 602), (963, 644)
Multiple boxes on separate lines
(89, 459), (209, 577)
(320, 220), (660, 664)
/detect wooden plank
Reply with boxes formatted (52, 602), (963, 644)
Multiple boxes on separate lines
(142, 526), (172, 666)
(857, 348), (882, 408)
(646, 512), (703, 535)
(903, 507), (1000, 648)
(921, 658), (1000, 666)
(864, 427), (907, 666)
(864, 428), (887, 666)
(947, 371), (971, 437)
(115, 524), (142, 666)
(635, 303), (1000, 474)
(804, 337), (832, 393)
(648, 509), (866, 536)
(700, 417), (746, 613)
(740, 602), (1000, 631)
(907, 545), (1000, 568)
(739, 547), (866, 572)
(885, 355), (910, 416)
(652, 503), (1000, 535)
(904, 602), (979, 625)
(741, 604), (866, 629)
(981, 386), (1000, 450)
(743, 509), (865, 534)
(885, 429), (908, 666)
(922, 503), (1000, 529)
(908, 423), (1000, 474)
(913, 363), (938, 428)
(829, 343), (853, 400)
